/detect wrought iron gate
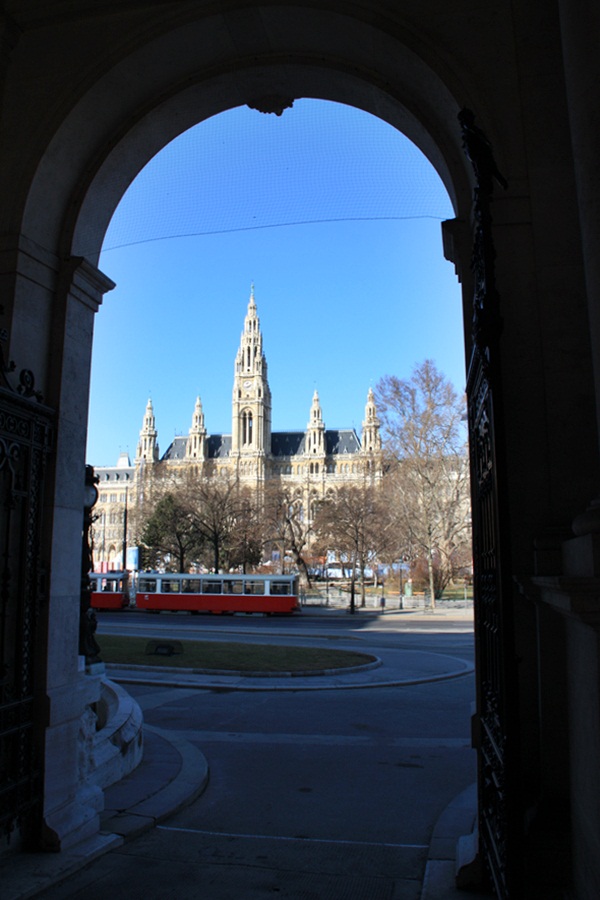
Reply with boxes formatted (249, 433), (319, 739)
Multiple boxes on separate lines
(460, 109), (520, 898)
(0, 352), (53, 846)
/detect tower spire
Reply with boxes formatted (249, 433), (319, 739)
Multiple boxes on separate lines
(361, 387), (382, 455)
(232, 286), (272, 461)
(186, 395), (207, 460)
(135, 397), (159, 463)
(305, 389), (326, 458)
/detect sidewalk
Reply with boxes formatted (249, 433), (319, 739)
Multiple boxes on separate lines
(1, 609), (490, 900)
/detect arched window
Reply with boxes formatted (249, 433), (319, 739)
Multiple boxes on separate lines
(242, 410), (253, 445)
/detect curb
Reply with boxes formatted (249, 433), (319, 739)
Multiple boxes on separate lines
(420, 784), (493, 900)
(106, 656), (382, 679)
(107, 654), (474, 692)
(100, 725), (209, 841)
(0, 726), (209, 900)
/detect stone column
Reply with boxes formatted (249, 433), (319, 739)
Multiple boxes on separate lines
(38, 256), (115, 850)
(558, 0), (600, 541)
(549, 28), (600, 884)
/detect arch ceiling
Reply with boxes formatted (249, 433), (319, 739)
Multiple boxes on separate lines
(13, 6), (472, 266)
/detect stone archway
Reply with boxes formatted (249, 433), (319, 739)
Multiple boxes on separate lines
(4, 5), (600, 897)
(0, 4), (525, 890)
(2, 3), (481, 863)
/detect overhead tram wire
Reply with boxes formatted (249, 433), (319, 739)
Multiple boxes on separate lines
(99, 214), (448, 254)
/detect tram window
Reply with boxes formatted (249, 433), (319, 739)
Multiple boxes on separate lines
(244, 581), (263, 595)
(138, 578), (157, 592)
(271, 581), (291, 595)
(204, 580), (221, 594)
(164, 580), (180, 593)
(224, 580), (243, 594)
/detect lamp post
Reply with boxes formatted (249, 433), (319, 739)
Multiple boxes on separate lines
(100, 508), (106, 571)
(79, 464), (102, 665)
(399, 558), (404, 610)
(121, 486), (128, 573)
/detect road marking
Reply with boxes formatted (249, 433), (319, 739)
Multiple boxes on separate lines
(163, 728), (470, 748)
(156, 824), (428, 850)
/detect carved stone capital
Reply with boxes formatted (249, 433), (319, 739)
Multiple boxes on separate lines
(572, 496), (600, 536)
(247, 95), (295, 116)
(63, 257), (116, 314)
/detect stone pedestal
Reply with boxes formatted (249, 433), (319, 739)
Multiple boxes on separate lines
(529, 573), (600, 899)
(41, 671), (104, 851)
(563, 533), (600, 578)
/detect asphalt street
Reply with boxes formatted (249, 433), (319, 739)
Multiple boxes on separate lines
(38, 609), (483, 899)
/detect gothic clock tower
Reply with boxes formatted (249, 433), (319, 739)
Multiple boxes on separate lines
(231, 286), (272, 467)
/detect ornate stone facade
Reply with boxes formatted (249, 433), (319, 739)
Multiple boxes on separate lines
(93, 287), (382, 569)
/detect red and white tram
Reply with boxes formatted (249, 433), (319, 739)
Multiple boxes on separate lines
(135, 572), (299, 615)
(90, 571), (130, 610)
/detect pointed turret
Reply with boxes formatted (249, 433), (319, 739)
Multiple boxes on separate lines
(186, 396), (207, 460)
(305, 389), (326, 457)
(135, 398), (159, 463)
(361, 388), (382, 454)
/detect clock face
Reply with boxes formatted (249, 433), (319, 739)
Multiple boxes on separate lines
(243, 380), (252, 388)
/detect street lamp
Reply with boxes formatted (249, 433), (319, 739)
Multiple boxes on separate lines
(121, 486), (128, 573)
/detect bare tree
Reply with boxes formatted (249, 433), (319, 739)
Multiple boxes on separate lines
(139, 491), (202, 571)
(262, 482), (314, 584)
(226, 490), (265, 572)
(133, 465), (265, 574)
(313, 483), (391, 612)
(183, 469), (246, 573)
(376, 360), (471, 606)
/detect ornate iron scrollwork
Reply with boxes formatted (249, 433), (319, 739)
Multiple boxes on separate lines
(0, 326), (44, 403)
(460, 108), (518, 899)
(0, 367), (53, 845)
(459, 108), (507, 380)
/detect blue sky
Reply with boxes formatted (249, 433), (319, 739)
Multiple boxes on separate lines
(87, 100), (462, 466)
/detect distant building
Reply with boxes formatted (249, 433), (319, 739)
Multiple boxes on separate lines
(93, 287), (382, 570)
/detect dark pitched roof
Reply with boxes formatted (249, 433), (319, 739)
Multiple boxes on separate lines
(160, 428), (361, 462)
(161, 436), (187, 461)
(95, 465), (134, 483)
(271, 432), (306, 456)
(326, 429), (361, 455)
(271, 429), (361, 457)
(208, 434), (232, 458)
(161, 434), (233, 461)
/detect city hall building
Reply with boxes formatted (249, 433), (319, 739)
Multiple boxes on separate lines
(92, 288), (383, 569)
